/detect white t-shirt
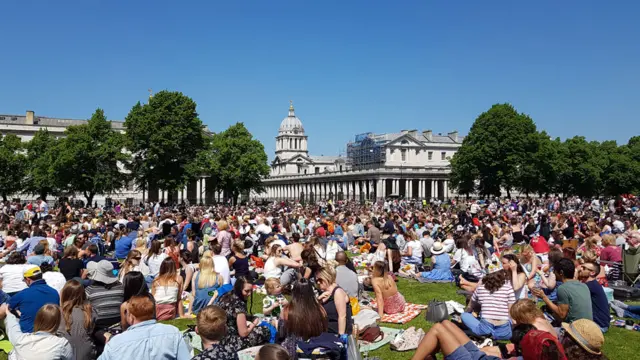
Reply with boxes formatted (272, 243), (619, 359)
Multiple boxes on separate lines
(0, 264), (37, 293)
(407, 240), (423, 262)
(145, 253), (168, 277)
(443, 238), (456, 253)
(43, 271), (67, 293)
(256, 224), (271, 235)
(453, 249), (478, 273)
(213, 255), (231, 285)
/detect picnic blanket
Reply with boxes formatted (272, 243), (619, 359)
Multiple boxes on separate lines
(239, 345), (263, 360)
(358, 326), (401, 352)
(368, 300), (428, 324)
(397, 273), (453, 283)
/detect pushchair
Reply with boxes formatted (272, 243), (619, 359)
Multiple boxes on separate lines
(622, 245), (640, 286)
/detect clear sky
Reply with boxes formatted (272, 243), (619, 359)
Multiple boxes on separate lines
(1, 1), (638, 158)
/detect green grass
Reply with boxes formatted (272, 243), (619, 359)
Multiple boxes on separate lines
(165, 279), (640, 360)
(1, 280), (637, 360)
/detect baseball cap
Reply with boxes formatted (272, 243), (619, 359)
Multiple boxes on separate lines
(24, 266), (42, 278)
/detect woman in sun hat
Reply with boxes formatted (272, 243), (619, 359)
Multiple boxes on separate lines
(415, 241), (454, 281)
(560, 318), (607, 359)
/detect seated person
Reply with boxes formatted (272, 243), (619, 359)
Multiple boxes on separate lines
(192, 305), (238, 360)
(416, 242), (454, 282)
(461, 270), (515, 340)
(8, 266), (60, 332)
(401, 236), (423, 266)
(559, 319), (607, 360)
(531, 258), (592, 325)
(411, 319), (566, 360)
(371, 261), (406, 317)
(100, 295), (191, 359)
(26, 243), (55, 266)
(577, 262), (610, 333)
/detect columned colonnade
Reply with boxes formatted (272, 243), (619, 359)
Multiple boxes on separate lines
(262, 177), (451, 201)
(145, 177), (227, 204)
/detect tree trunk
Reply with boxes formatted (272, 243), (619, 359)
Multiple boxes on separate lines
(1, 193), (6, 202)
(85, 192), (95, 208)
(506, 188), (511, 199)
(40, 191), (48, 202)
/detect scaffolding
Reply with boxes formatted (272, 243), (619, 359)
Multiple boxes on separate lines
(347, 133), (386, 169)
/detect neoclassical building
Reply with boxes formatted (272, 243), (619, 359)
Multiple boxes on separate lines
(0, 109), (216, 205)
(257, 104), (465, 202)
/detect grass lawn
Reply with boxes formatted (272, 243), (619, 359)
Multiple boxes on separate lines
(164, 279), (640, 360)
(1, 279), (638, 359)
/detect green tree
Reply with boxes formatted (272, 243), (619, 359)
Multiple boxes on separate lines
(448, 145), (477, 197)
(24, 129), (59, 201)
(207, 123), (270, 204)
(600, 141), (640, 196)
(449, 103), (536, 197)
(0, 134), (26, 201)
(124, 91), (207, 201)
(53, 108), (129, 206)
(515, 131), (560, 196)
(556, 136), (605, 197)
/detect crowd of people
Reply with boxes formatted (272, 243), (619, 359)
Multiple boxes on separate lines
(0, 194), (638, 360)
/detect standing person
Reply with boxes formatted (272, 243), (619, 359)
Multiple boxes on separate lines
(532, 258), (592, 325)
(0, 303), (74, 360)
(8, 266), (60, 332)
(60, 280), (96, 360)
(216, 220), (233, 257)
(98, 295), (191, 360)
(151, 257), (186, 320)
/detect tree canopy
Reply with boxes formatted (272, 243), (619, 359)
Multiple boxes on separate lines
(125, 90), (207, 198)
(0, 134), (26, 201)
(24, 129), (59, 201)
(52, 108), (129, 205)
(450, 104), (640, 198)
(205, 123), (270, 204)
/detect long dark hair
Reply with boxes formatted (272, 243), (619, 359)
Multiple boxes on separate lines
(225, 276), (255, 314)
(285, 279), (327, 340)
(122, 271), (149, 302)
(502, 253), (524, 274)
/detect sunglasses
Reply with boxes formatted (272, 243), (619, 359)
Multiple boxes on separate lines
(133, 257), (142, 261)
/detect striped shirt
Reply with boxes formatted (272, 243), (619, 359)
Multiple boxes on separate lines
(471, 283), (516, 321)
(85, 282), (125, 328)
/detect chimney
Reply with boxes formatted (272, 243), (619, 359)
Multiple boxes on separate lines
(423, 130), (432, 141)
(448, 130), (459, 142)
(409, 129), (418, 137)
(400, 129), (408, 134)
(26, 110), (35, 125)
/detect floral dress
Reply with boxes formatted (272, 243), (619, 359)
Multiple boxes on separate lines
(217, 293), (271, 352)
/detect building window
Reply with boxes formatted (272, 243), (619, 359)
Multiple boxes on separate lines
(401, 149), (407, 162)
(339, 165), (343, 172)
(428, 151), (433, 160)
(304, 169), (308, 174)
(441, 152), (446, 160)
(315, 167), (320, 174)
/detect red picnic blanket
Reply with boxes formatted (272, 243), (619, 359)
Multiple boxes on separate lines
(368, 300), (428, 324)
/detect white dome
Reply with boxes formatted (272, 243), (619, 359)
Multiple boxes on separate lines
(279, 103), (304, 133)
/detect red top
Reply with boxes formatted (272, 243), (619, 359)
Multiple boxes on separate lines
(530, 235), (550, 254)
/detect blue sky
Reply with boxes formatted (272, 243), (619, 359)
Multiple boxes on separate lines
(1, 1), (638, 158)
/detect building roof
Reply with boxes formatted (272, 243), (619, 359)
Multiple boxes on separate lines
(370, 131), (464, 144)
(310, 155), (343, 163)
(278, 102), (304, 133)
(0, 113), (125, 129)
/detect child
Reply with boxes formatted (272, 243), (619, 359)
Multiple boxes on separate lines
(192, 305), (237, 360)
(262, 278), (287, 319)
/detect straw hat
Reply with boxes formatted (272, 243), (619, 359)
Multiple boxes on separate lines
(561, 319), (604, 355)
(430, 241), (446, 255)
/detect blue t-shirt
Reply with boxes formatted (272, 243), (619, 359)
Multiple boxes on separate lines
(8, 280), (60, 332)
(115, 232), (136, 259)
(27, 255), (55, 266)
(586, 280), (610, 329)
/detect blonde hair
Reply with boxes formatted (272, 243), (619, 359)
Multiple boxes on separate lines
(601, 234), (615, 247)
(316, 266), (337, 285)
(510, 299), (543, 325)
(217, 220), (229, 231)
(197, 256), (222, 289)
(264, 278), (281, 295)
